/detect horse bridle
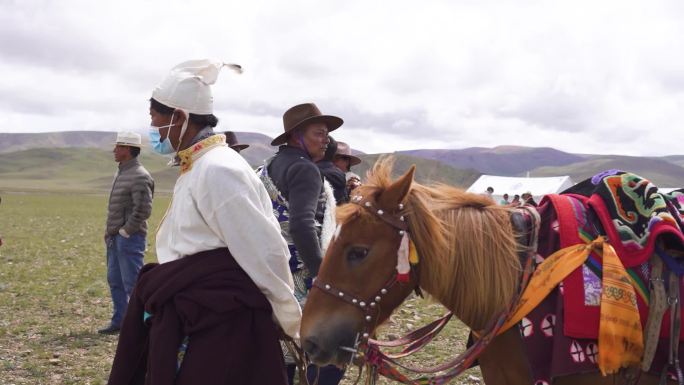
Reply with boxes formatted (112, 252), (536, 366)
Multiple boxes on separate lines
(312, 273), (400, 342)
(312, 192), (412, 346)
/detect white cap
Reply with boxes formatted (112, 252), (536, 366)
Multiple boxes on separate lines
(151, 59), (242, 115)
(115, 132), (142, 148)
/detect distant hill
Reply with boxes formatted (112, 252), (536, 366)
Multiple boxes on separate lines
(401, 145), (684, 187)
(0, 131), (116, 153)
(217, 131), (277, 166)
(355, 154), (480, 188)
(0, 148), (475, 193)
(530, 156), (684, 187)
(400, 146), (586, 176)
(0, 132), (469, 192)
(0, 130), (277, 167)
(661, 155), (684, 169)
(2, 131), (684, 192)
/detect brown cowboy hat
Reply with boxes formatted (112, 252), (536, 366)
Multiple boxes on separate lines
(270, 103), (343, 146)
(224, 131), (249, 152)
(334, 141), (362, 166)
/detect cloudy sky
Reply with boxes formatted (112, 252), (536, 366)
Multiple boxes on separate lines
(1, 0), (683, 156)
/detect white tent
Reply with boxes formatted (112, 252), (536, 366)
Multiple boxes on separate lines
(467, 175), (575, 204)
(659, 188), (682, 194)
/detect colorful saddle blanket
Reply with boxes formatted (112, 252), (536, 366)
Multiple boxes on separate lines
(519, 170), (684, 381)
(536, 170), (684, 340)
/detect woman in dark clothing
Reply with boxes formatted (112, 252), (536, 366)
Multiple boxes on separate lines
(259, 103), (345, 385)
(317, 136), (349, 205)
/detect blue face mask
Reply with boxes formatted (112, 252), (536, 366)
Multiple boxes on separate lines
(148, 117), (176, 155)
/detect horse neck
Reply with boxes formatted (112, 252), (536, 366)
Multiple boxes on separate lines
(414, 205), (521, 331)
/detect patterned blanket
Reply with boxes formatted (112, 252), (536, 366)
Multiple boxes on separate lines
(567, 170), (684, 266)
(554, 170), (684, 340)
(520, 170), (684, 381)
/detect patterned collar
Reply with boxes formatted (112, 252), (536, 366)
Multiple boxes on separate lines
(177, 134), (227, 174)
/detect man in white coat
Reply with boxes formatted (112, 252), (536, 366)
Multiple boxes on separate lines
(109, 60), (301, 385)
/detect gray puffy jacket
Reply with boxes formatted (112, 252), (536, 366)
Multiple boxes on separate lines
(106, 158), (154, 236)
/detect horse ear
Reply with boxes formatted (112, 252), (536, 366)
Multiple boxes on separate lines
(379, 165), (415, 208)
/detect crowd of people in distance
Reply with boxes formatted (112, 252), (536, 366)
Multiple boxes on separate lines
(483, 186), (537, 207)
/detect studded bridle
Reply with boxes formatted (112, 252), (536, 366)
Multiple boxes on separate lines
(312, 192), (412, 344)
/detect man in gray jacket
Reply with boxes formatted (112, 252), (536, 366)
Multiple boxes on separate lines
(99, 132), (154, 334)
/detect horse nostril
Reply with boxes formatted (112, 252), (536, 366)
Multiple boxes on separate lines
(302, 337), (320, 357)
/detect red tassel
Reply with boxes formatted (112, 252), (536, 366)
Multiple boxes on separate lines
(396, 272), (410, 283)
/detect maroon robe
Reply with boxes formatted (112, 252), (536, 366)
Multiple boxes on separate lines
(108, 248), (287, 385)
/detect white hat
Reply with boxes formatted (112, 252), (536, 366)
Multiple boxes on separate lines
(115, 132), (142, 148)
(151, 59), (242, 115)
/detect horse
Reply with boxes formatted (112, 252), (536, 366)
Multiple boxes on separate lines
(300, 157), (680, 385)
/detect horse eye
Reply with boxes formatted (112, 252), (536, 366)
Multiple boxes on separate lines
(346, 247), (369, 264)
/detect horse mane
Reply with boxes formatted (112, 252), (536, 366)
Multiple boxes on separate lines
(342, 157), (522, 330)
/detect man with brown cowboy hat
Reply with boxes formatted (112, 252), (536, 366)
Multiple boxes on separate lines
(333, 141), (361, 173)
(259, 102), (345, 385)
(334, 141), (362, 196)
(223, 131), (249, 153)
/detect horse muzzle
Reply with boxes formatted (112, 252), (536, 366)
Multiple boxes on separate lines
(301, 321), (359, 366)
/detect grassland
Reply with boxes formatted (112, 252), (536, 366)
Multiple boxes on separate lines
(0, 149), (179, 194)
(0, 192), (480, 384)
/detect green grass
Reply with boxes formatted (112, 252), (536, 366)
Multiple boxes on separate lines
(0, 193), (169, 384)
(0, 193), (479, 384)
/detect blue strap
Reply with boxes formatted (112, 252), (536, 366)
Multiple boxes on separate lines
(656, 245), (684, 277)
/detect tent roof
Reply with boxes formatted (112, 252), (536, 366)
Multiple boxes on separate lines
(467, 175), (574, 198)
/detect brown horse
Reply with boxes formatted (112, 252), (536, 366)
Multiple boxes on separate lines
(300, 157), (673, 384)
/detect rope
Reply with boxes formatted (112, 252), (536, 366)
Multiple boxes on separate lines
(281, 332), (310, 385)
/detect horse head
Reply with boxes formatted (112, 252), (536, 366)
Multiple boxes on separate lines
(301, 160), (418, 366)
(301, 157), (523, 366)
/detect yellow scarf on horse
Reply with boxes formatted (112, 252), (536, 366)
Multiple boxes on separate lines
(500, 236), (643, 375)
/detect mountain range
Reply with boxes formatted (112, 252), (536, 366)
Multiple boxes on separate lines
(1, 131), (683, 193)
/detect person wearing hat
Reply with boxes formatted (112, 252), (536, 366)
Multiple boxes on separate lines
(333, 141), (363, 197)
(332, 141), (361, 174)
(224, 131), (249, 153)
(109, 60), (301, 385)
(317, 136), (349, 205)
(522, 191), (538, 207)
(259, 102), (344, 385)
(99, 131), (154, 335)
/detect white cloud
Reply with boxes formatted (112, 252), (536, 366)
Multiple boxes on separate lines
(1, 0), (684, 156)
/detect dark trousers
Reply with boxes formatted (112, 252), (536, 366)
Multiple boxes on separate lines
(287, 363), (344, 385)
